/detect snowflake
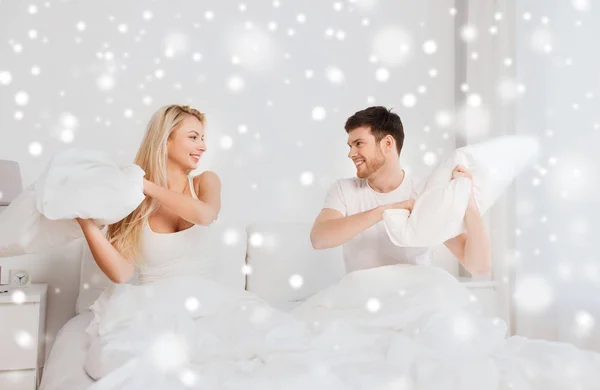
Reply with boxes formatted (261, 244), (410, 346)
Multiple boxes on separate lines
(289, 274), (304, 289)
(312, 106), (326, 121)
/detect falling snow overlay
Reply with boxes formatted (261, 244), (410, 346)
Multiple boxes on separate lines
(1, 0), (600, 387)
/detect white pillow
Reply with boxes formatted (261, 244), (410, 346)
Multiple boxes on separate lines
(208, 220), (248, 292)
(245, 222), (346, 311)
(0, 149), (145, 258)
(0, 185), (83, 257)
(383, 178), (472, 247)
(383, 135), (539, 247)
(36, 148), (146, 225)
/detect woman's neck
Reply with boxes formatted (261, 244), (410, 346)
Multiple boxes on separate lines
(166, 165), (189, 193)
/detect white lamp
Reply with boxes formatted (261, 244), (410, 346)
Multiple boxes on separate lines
(0, 160), (22, 206)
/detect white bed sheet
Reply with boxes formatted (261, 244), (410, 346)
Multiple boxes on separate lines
(39, 312), (94, 390)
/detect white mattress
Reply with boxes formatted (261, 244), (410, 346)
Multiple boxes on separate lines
(39, 313), (94, 390)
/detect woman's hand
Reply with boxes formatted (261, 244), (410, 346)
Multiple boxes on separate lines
(75, 217), (87, 226)
(75, 217), (96, 230)
(75, 218), (133, 284)
(143, 178), (155, 197)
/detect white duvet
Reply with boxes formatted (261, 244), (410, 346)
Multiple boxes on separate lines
(85, 265), (600, 389)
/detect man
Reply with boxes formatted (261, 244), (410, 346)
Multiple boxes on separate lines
(310, 106), (492, 276)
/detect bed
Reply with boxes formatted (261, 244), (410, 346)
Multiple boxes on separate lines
(39, 313), (94, 390)
(24, 221), (503, 389)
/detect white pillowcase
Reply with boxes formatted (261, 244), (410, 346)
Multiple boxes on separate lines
(208, 220), (249, 293)
(0, 185), (84, 257)
(245, 222), (346, 311)
(0, 149), (146, 257)
(35, 149), (146, 225)
(383, 135), (539, 247)
(382, 178), (472, 247)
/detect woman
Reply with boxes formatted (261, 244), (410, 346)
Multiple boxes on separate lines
(75, 104), (221, 284)
(77, 105), (310, 388)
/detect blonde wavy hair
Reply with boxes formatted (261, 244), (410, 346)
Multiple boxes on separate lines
(106, 104), (205, 263)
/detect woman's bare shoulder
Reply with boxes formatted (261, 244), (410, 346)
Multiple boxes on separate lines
(192, 171), (221, 193)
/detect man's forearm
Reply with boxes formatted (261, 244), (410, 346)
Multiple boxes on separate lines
(145, 181), (217, 226)
(463, 200), (492, 276)
(311, 207), (385, 250)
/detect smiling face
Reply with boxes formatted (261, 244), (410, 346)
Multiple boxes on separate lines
(166, 114), (206, 172)
(347, 126), (386, 179)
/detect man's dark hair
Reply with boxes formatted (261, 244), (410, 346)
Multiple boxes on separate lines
(344, 106), (404, 155)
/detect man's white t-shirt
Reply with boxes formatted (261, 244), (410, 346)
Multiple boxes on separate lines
(323, 170), (431, 273)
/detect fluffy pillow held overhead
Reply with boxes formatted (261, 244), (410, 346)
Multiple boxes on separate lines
(35, 149), (145, 225)
(383, 135), (539, 247)
(0, 149), (146, 258)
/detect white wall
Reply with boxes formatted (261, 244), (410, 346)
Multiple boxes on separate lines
(450, 0), (518, 332)
(514, 0), (600, 349)
(0, 0), (456, 224)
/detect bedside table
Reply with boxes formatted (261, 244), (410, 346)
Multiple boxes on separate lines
(0, 284), (48, 390)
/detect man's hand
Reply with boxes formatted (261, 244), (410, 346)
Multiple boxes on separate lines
(452, 165), (479, 213)
(451, 164), (473, 181)
(445, 165), (491, 275)
(381, 198), (415, 215)
(452, 164), (478, 205)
